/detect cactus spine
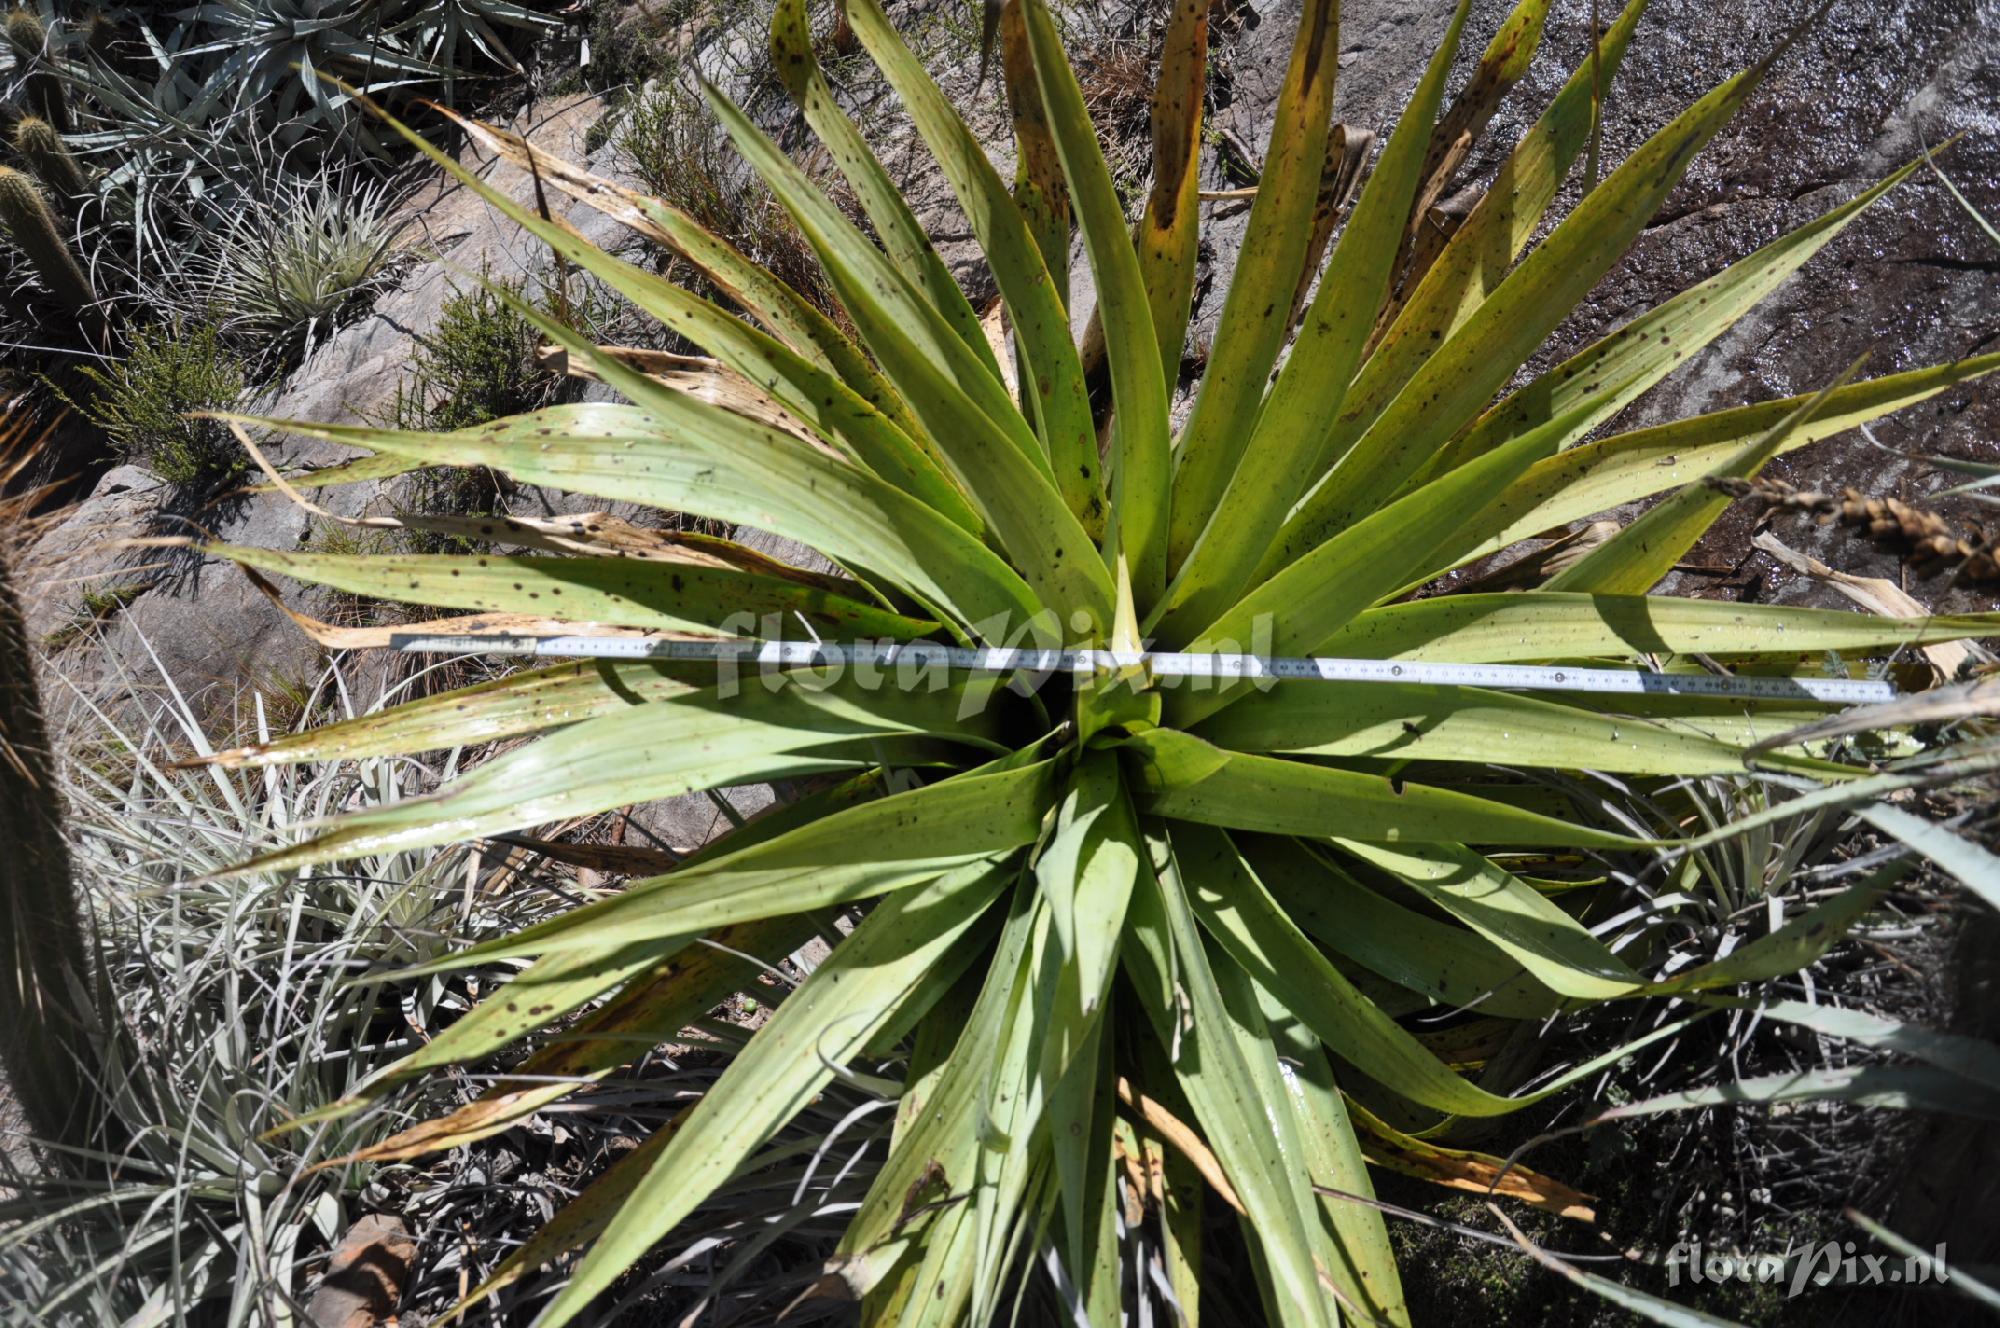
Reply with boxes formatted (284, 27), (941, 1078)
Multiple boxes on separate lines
(78, 10), (114, 58)
(0, 166), (90, 311)
(4, 10), (67, 133)
(14, 115), (81, 199)
(1, 9), (41, 55)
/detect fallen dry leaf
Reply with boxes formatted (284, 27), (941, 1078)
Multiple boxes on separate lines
(1754, 531), (1974, 682)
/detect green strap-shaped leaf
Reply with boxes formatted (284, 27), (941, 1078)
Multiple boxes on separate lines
(1273, 53), (1770, 565)
(1166, 0), (1339, 569)
(1035, 752), (1140, 1019)
(369, 944), (843, 1253)
(770, 0), (997, 377)
(1679, 754), (2000, 858)
(1194, 678), (1832, 776)
(506, 863), (1007, 1328)
(282, 777), (886, 1134)
(840, 874), (1041, 1317)
(705, 85), (1115, 632)
(1413, 0), (1553, 204)
(1545, 362), (1859, 594)
(365, 97), (977, 530)
(1336, 840), (1643, 1000)
(1429, 353), (2000, 581)
(232, 676), (1009, 873)
(1022, 0), (1170, 602)
(1183, 825), (1410, 1323)
(1240, 926), (1411, 1326)
(1167, 414), (1569, 726)
(1123, 728), (1653, 848)
(1319, 0), (1647, 475)
(498, 283), (992, 606)
(1421, 154), (1928, 486)
(409, 755), (1057, 967)
(1132, 0), (1209, 386)
(998, 0), (1072, 308)
(844, 0), (1104, 536)
(968, 895), (1060, 1321)
(228, 402), (1041, 640)
(1247, 836), (1560, 1018)
(210, 546), (937, 640)
(1204, 929), (1351, 1324)
(1850, 1213), (2000, 1315)
(1159, 0), (1471, 633)
(307, 913), (825, 1154)
(1066, 1081), (1122, 1327)
(1318, 591), (2000, 664)
(892, 959), (980, 1145)
(444, 105), (917, 419)
(1183, 832), (1695, 1117)
(202, 659), (709, 768)
(795, 234), (1115, 630)
(1123, 830), (1338, 1327)
(276, 450), (422, 490)
(1738, 999), (2000, 1095)
(1860, 801), (2000, 913)
(385, 940), (673, 1080)
(1545, 692), (1828, 752)
(1032, 753), (1139, 1271)
(698, 84), (1034, 471)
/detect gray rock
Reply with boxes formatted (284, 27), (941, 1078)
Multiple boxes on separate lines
(23, 95), (619, 728)
(627, 782), (780, 856)
(304, 1213), (416, 1328)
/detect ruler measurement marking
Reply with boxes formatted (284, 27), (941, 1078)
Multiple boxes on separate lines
(387, 635), (1896, 705)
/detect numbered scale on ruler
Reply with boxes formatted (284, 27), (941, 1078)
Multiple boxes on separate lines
(388, 635), (1896, 706)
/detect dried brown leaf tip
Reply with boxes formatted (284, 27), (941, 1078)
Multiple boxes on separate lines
(1708, 475), (2000, 583)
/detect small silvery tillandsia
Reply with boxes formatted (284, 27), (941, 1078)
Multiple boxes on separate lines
(189, 0), (2000, 1321)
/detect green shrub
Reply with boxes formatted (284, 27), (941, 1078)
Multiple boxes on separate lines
(386, 275), (579, 550)
(576, 0), (705, 98)
(393, 276), (565, 435)
(57, 321), (247, 487)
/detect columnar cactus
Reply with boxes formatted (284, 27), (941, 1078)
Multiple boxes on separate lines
(1, 9), (41, 56)
(3, 9), (67, 133)
(14, 114), (82, 199)
(0, 516), (97, 1152)
(0, 165), (91, 310)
